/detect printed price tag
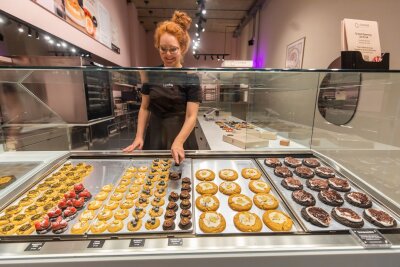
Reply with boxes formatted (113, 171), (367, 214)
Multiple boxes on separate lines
(87, 240), (105, 248)
(25, 242), (45, 251)
(129, 238), (145, 247)
(168, 238), (183, 246)
(350, 229), (392, 248)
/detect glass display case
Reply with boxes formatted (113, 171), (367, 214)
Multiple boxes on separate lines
(0, 67), (399, 267)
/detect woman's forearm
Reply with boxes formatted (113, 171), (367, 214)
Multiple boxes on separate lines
(174, 112), (197, 145)
(135, 107), (150, 139)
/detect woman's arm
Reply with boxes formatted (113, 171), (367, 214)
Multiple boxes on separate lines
(171, 102), (199, 163)
(123, 95), (150, 152)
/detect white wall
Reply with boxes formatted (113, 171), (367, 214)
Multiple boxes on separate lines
(243, 0), (400, 69)
(145, 31), (239, 68)
(0, 0), (132, 66)
(128, 3), (147, 67)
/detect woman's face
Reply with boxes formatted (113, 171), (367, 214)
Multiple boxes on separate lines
(159, 33), (182, 67)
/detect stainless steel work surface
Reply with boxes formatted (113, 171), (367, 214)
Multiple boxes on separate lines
(257, 157), (400, 232)
(0, 162), (42, 190)
(192, 159), (301, 234)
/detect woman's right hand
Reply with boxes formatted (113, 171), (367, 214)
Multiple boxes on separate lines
(123, 137), (144, 152)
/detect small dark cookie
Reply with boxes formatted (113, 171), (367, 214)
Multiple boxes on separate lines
(302, 158), (321, 168)
(181, 177), (191, 185)
(162, 219), (176, 230)
(292, 190), (316, 206)
(274, 166), (293, 178)
(166, 201), (178, 212)
(164, 209), (176, 220)
(306, 178), (329, 191)
(315, 167), (335, 178)
(178, 217), (192, 230)
(264, 158), (282, 168)
(169, 171), (181, 181)
(344, 192), (372, 208)
(331, 207), (364, 228)
(180, 191), (191, 200)
(180, 199), (191, 209)
(318, 189), (344, 207)
(281, 177), (303, 191)
(301, 206), (331, 228)
(181, 183), (191, 191)
(328, 178), (351, 192)
(294, 166), (315, 179)
(168, 192), (179, 202)
(363, 208), (397, 228)
(284, 157), (302, 168)
(180, 209), (192, 219)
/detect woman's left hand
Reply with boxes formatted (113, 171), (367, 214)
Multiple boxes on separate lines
(171, 141), (185, 165)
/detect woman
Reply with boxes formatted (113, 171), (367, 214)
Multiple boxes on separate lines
(123, 11), (201, 164)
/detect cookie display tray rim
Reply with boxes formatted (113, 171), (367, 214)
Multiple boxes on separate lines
(192, 158), (303, 235)
(256, 156), (400, 233)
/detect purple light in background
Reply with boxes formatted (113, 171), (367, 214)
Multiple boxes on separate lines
(252, 40), (267, 68)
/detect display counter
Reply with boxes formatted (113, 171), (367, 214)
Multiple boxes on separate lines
(1, 68), (400, 266)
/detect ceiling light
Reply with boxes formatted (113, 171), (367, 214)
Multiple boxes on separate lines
(44, 35), (50, 40)
(27, 28), (32, 37)
(202, 28), (205, 32)
(195, 23), (198, 28)
(18, 24), (24, 33)
(48, 39), (54, 44)
(195, 32), (199, 37)
(202, 9), (206, 15)
(0, 17), (4, 24)
(61, 42), (67, 48)
(71, 48), (76, 53)
(56, 43), (61, 47)
(35, 31), (40, 40)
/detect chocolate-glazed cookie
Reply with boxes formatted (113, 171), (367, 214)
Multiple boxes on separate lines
(180, 199), (191, 209)
(363, 208), (397, 228)
(284, 157), (302, 168)
(164, 209), (176, 220)
(274, 166), (293, 178)
(328, 178), (351, 192)
(345, 192), (372, 208)
(180, 191), (191, 200)
(169, 171), (181, 181)
(180, 209), (192, 219)
(301, 206), (331, 228)
(166, 201), (178, 212)
(162, 219), (176, 230)
(264, 158), (282, 168)
(168, 192), (179, 202)
(292, 190), (316, 206)
(178, 217), (192, 230)
(318, 189), (344, 207)
(306, 178), (329, 192)
(315, 167), (335, 178)
(281, 177), (303, 191)
(182, 177), (191, 185)
(331, 207), (364, 228)
(302, 158), (320, 168)
(294, 166), (315, 179)
(181, 183), (191, 191)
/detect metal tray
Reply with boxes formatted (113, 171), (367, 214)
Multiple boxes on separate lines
(87, 158), (194, 235)
(0, 162), (42, 191)
(193, 159), (301, 235)
(257, 157), (400, 232)
(0, 159), (130, 239)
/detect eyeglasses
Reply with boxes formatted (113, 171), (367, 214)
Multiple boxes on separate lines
(159, 46), (180, 55)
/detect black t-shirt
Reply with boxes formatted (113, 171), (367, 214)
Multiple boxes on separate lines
(141, 70), (202, 118)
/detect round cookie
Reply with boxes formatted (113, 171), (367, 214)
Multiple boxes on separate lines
(199, 211), (226, 233)
(281, 177), (303, 191)
(107, 220), (124, 233)
(145, 217), (160, 230)
(219, 169), (238, 181)
(90, 221), (108, 233)
(363, 208), (397, 228)
(306, 178), (329, 191)
(114, 209), (129, 220)
(331, 207), (364, 228)
(196, 195), (220, 212)
(294, 166), (315, 179)
(241, 168), (262, 180)
(219, 181), (241, 195)
(228, 194), (252, 211)
(17, 223), (35, 235)
(249, 180), (270, 193)
(328, 178), (351, 192)
(302, 158), (320, 168)
(127, 217), (142, 232)
(264, 158), (282, 168)
(253, 193), (279, 210)
(284, 157), (302, 168)
(274, 166), (293, 178)
(345, 192), (372, 208)
(195, 169), (215, 181)
(315, 167), (335, 178)
(262, 210), (293, 231)
(318, 189), (344, 207)
(234, 211), (262, 232)
(196, 182), (218, 195)
(292, 190), (316, 206)
(71, 221), (90, 234)
(301, 206), (331, 228)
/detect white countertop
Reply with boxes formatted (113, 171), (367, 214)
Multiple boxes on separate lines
(197, 115), (308, 151)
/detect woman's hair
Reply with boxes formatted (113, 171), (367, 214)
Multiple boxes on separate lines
(154, 11), (192, 55)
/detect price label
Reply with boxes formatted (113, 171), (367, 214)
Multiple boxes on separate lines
(168, 238), (183, 246)
(350, 229), (392, 248)
(129, 238), (145, 247)
(87, 240), (105, 248)
(25, 242), (45, 251)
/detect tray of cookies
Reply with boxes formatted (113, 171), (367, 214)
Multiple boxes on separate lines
(0, 159), (130, 238)
(193, 159), (301, 235)
(258, 156), (400, 232)
(86, 158), (193, 235)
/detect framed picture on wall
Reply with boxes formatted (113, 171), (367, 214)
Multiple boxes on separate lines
(285, 37), (305, 68)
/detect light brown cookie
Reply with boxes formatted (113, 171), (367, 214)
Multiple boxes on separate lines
(228, 194), (252, 211)
(262, 210), (293, 231)
(249, 180), (271, 194)
(196, 181), (218, 195)
(219, 181), (241, 195)
(241, 168), (262, 180)
(219, 169), (238, 181)
(195, 169), (215, 181)
(199, 211), (226, 233)
(233, 211), (263, 232)
(196, 194), (220, 212)
(253, 193), (279, 210)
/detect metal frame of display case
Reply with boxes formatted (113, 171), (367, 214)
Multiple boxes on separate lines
(0, 151), (399, 267)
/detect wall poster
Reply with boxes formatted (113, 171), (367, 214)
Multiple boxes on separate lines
(32, 0), (120, 54)
(285, 37), (305, 69)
